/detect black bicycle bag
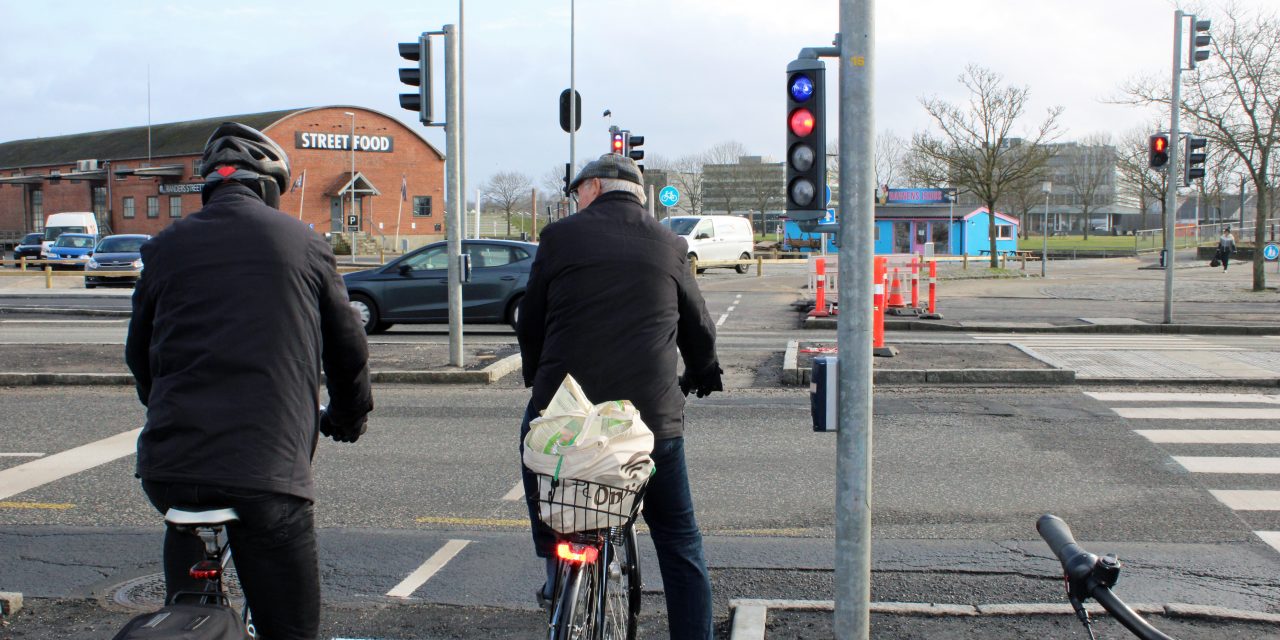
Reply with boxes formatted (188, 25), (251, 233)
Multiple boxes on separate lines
(111, 602), (246, 640)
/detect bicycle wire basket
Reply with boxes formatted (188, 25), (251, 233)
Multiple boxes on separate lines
(528, 473), (649, 536)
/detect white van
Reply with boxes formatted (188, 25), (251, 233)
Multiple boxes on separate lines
(42, 212), (99, 257)
(661, 215), (754, 274)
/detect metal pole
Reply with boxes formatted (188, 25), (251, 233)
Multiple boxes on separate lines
(568, 0), (577, 215)
(459, 0), (467, 245)
(444, 24), (464, 366)
(475, 187), (482, 239)
(348, 112), (357, 264)
(1164, 10), (1184, 324)
(1042, 185), (1049, 279)
(836, 0), (874, 636)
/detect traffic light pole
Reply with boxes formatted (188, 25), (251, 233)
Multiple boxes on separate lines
(1163, 11), (1184, 325)
(444, 24), (464, 366)
(836, 0), (874, 637)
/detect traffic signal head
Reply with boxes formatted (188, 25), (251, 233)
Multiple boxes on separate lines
(1184, 136), (1207, 182)
(1148, 134), (1170, 170)
(624, 133), (644, 162)
(398, 36), (431, 124)
(611, 131), (625, 155)
(785, 58), (827, 232)
(1191, 18), (1212, 69)
(559, 89), (582, 133)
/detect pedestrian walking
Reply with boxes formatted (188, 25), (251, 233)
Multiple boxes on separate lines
(1216, 226), (1237, 272)
(516, 153), (723, 639)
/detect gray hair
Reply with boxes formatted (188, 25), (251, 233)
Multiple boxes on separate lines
(598, 178), (647, 205)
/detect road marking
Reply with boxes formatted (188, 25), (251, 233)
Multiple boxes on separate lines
(1137, 430), (1280, 444)
(1257, 532), (1280, 555)
(715, 295), (742, 328)
(0, 428), (141, 501)
(1113, 407), (1280, 420)
(0, 453), (45, 458)
(386, 539), (471, 598)
(1209, 490), (1280, 511)
(502, 481), (524, 501)
(1088, 392), (1280, 404)
(414, 516), (527, 528)
(0, 501), (75, 510)
(1173, 457), (1280, 474)
(716, 314), (729, 327)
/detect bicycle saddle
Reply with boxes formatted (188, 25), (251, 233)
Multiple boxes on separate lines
(164, 507), (241, 526)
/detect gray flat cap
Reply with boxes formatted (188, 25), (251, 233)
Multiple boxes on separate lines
(568, 153), (643, 192)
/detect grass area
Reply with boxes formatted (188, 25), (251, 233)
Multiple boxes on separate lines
(1017, 234), (1136, 251)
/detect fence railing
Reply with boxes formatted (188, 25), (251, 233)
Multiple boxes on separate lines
(1133, 222), (1260, 253)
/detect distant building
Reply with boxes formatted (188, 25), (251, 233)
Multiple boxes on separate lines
(702, 156), (784, 231)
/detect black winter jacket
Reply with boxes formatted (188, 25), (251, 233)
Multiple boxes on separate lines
(126, 182), (372, 501)
(516, 191), (719, 439)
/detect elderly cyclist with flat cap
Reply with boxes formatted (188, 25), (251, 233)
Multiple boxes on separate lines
(517, 153), (724, 639)
(126, 122), (373, 640)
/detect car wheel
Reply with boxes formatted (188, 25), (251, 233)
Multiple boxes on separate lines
(507, 294), (524, 329)
(688, 253), (706, 275)
(349, 294), (387, 335)
(735, 253), (751, 274)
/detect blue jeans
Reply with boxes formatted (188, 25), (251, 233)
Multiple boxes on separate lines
(520, 401), (713, 639)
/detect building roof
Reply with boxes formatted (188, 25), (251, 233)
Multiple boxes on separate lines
(0, 109), (303, 170)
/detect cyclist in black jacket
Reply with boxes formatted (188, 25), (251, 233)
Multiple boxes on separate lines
(125, 122), (373, 640)
(517, 153), (723, 639)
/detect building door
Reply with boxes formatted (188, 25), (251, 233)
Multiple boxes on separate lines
(912, 222), (929, 254)
(893, 221), (911, 254)
(330, 197), (342, 232)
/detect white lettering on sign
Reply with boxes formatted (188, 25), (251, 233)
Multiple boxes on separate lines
(294, 131), (395, 153)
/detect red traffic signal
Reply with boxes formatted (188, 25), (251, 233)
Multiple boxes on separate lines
(611, 132), (624, 154)
(1148, 134), (1170, 170)
(789, 109), (816, 137)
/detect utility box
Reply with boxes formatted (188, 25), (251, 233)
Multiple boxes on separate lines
(810, 356), (838, 432)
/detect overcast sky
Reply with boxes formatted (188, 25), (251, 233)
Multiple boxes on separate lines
(0, 0), (1265, 192)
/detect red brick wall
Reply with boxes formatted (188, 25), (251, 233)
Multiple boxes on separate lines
(0, 106), (446, 244)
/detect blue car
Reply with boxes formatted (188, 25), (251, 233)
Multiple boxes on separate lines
(342, 239), (537, 334)
(47, 233), (98, 268)
(85, 234), (149, 288)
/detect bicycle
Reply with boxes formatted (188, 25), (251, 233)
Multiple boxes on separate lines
(113, 507), (256, 639)
(529, 473), (649, 640)
(1037, 514), (1174, 640)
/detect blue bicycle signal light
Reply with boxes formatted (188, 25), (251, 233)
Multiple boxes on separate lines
(789, 74), (814, 102)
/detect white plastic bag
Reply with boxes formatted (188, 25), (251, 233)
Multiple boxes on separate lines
(524, 375), (655, 533)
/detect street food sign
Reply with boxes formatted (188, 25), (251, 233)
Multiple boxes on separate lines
(295, 132), (394, 153)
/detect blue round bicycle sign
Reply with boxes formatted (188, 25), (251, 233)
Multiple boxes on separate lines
(1264, 243), (1280, 261)
(658, 186), (680, 208)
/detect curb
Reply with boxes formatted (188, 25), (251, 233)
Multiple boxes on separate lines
(727, 599), (1280, 640)
(0, 354), (523, 387)
(782, 341), (1074, 386)
(1076, 376), (1280, 387)
(802, 317), (1280, 335)
(0, 306), (131, 318)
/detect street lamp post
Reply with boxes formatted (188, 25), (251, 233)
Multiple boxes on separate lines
(344, 111), (357, 263)
(1041, 181), (1052, 278)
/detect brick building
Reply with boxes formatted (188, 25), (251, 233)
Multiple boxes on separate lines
(0, 106), (445, 247)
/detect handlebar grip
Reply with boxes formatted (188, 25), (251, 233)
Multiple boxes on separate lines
(1037, 514), (1078, 560)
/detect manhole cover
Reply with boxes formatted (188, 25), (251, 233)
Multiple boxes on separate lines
(111, 570), (245, 610)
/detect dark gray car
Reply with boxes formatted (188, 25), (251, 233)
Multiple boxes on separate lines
(342, 239), (537, 334)
(84, 234), (150, 288)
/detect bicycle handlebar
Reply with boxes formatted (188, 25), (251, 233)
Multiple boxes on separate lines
(1036, 514), (1177, 640)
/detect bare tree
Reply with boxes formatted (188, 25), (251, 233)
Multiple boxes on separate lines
(1006, 174), (1047, 239)
(483, 171), (532, 238)
(875, 130), (909, 189)
(702, 141), (751, 215)
(1065, 134), (1116, 240)
(912, 65), (1064, 267)
(1120, 4), (1279, 291)
(741, 161), (784, 236)
(668, 155), (706, 216)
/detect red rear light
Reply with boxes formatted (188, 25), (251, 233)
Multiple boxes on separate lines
(556, 542), (599, 565)
(189, 560), (222, 581)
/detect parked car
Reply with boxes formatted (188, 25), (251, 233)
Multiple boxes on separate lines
(84, 234), (149, 288)
(11, 232), (43, 265)
(343, 239), (538, 334)
(41, 212), (98, 258)
(46, 233), (98, 268)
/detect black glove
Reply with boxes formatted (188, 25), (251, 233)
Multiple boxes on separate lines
(319, 409), (367, 443)
(679, 363), (724, 398)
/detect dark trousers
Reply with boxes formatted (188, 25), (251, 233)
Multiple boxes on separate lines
(142, 481), (320, 640)
(520, 401), (714, 639)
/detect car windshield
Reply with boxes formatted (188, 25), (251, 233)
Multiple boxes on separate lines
(54, 235), (94, 249)
(97, 237), (146, 253)
(21, 233), (42, 245)
(45, 227), (86, 242)
(661, 218), (700, 236)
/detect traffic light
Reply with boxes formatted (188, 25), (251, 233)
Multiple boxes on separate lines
(1148, 134), (1170, 171)
(1184, 136), (1207, 183)
(624, 132), (644, 162)
(1190, 18), (1211, 69)
(611, 129), (625, 155)
(559, 89), (582, 133)
(785, 58), (827, 231)
(398, 35), (431, 124)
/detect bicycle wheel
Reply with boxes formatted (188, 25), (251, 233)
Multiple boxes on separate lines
(600, 528), (641, 640)
(553, 559), (599, 640)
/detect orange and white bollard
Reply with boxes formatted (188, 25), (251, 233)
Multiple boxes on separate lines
(873, 257), (896, 357)
(810, 257), (829, 317)
(921, 259), (943, 319)
(910, 256), (921, 311)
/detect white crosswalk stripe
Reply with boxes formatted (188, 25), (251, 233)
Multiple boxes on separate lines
(970, 334), (1238, 350)
(1098, 391), (1280, 555)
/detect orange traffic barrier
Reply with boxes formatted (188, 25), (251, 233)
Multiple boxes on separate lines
(810, 257), (829, 317)
(921, 259), (943, 319)
(910, 256), (921, 309)
(873, 257), (886, 349)
(885, 268), (907, 309)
